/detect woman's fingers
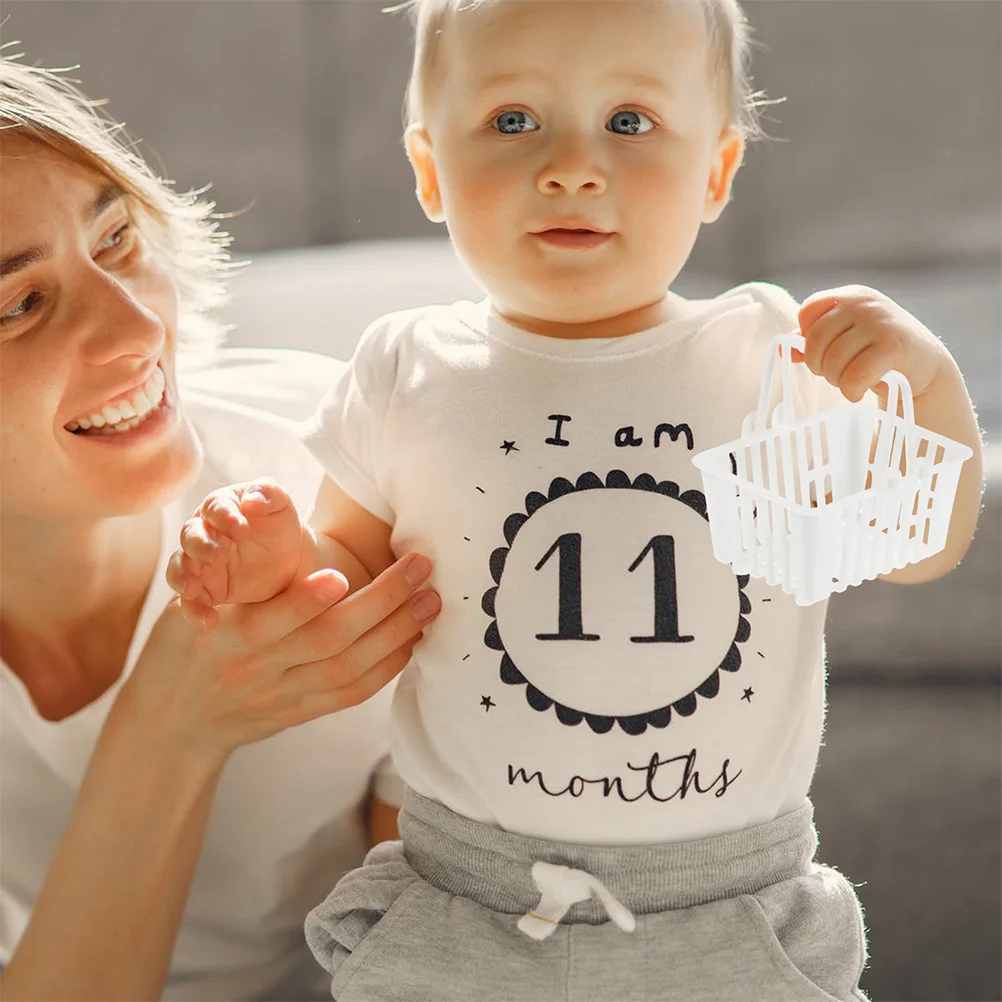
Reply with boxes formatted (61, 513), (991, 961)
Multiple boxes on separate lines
(181, 597), (218, 628)
(229, 568), (352, 649)
(237, 552), (433, 653)
(267, 556), (438, 669)
(285, 651), (413, 726)
(139, 553), (439, 756)
(280, 585), (437, 696)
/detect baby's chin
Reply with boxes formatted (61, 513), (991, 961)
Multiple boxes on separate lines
(499, 289), (670, 334)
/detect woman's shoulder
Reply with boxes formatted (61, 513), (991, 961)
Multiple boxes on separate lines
(178, 347), (344, 423)
(177, 348), (339, 508)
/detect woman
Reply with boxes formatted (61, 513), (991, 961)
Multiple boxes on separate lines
(0, 57), (439, 1000)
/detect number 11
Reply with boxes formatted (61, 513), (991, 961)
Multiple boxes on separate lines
(534, 533), (693, 644)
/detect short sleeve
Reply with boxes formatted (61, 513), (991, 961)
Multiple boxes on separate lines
(298, 316), (402, 525)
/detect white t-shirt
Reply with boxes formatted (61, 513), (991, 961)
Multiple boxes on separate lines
(302, 284), (849, 846)
(0, 349), (396, 1001)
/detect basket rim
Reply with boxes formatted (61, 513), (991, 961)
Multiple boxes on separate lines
(691, 466), (965, 514)
(694, 422), (974, 466)
(692, 407), (975, 473)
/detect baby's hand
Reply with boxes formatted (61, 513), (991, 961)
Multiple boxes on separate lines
(167, 478), (307, 626)
(796, 286), (950, 402)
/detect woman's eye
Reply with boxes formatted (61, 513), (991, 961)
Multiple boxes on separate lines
(0, 291), (41, 325)
(493, 109), (539, 135)
(607, 110), (654, 136)
(97, 221), (135, 256)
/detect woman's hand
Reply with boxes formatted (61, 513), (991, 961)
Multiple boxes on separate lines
(119, 552), (440, 762)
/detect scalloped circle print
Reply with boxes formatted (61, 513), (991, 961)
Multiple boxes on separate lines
(483, 471), (752, 736)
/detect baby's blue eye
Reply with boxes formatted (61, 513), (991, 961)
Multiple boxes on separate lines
(494, 109), (539, 135)
(607, 110), (653, 135)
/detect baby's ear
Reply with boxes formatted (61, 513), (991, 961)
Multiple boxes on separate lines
(404, 124), (445, 224)
(702, 126), (744, 223)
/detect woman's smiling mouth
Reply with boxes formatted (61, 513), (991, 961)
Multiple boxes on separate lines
(65, 364), (168, 435)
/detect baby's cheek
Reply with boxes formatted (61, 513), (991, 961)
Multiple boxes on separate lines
(443, 180), (516, 275)
(447, 167), (507, 227)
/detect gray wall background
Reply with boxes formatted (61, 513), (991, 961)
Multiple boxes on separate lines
(4, 0), (1000, 278)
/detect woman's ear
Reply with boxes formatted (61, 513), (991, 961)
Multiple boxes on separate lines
(404, 124), (445, 223)
(702, 126), (744, 223)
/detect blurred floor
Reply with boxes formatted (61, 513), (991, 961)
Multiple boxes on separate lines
(812, 682), (1002, 1001)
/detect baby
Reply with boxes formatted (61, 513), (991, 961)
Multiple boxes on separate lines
(169, 1), (982, 998)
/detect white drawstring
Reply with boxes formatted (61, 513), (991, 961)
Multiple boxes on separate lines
(517, 861), (637, 940)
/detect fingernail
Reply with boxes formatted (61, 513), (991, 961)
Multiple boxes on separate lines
(410, 590), (441, 623)
(309, 569), (349, 600)
(403, 553), (433, 587)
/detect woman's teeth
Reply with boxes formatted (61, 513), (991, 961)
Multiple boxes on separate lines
(66, 366), (166, 435)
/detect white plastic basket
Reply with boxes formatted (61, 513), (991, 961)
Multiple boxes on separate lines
(692, 332), (974, 605)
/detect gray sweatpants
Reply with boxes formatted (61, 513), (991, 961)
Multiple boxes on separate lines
(305, 789), (868, 1002)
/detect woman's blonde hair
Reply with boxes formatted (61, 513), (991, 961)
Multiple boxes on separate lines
(399, 0), (765, 140)
(0, 51), (233, 359)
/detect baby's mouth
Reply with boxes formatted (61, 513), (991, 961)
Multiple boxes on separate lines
(533, 228), (613, 248)
(65, 364), (167, 435)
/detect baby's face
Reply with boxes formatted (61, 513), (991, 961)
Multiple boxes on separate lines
(409, 0), (742, 334)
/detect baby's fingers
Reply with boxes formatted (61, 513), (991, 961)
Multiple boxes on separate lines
(180, 595), (219, 629)
(180, 514), (229, 564)
(167, 555), (220, 626)
(200, 489), (250, 539)
(237, 478), (293, 518)
(166, 550), (215, 604)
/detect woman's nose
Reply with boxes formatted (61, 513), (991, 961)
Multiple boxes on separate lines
(536, 131), (608, 196)
(75, 267), (166, 365)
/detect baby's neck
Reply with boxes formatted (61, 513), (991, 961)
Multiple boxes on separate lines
(495, 293), (691, 340)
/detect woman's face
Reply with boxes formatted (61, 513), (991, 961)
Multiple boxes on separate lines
(0, 135), (202, 521)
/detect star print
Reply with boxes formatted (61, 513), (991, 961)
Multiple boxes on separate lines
(500, 440), (519, 455)
(481, 695), (496, 711)
(741, 687), (754, 702)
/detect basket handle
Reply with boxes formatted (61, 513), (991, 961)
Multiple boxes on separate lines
(745, 331), (806, 435)
(874, 369), (919, 482)
(746, 336), (920, 481)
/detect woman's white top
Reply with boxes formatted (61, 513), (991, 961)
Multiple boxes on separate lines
(0, 349), (396, 1001)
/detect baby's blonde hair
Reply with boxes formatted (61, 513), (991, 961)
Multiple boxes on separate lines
(399, 0), (763, 138)
(0, 52), (233, 360)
